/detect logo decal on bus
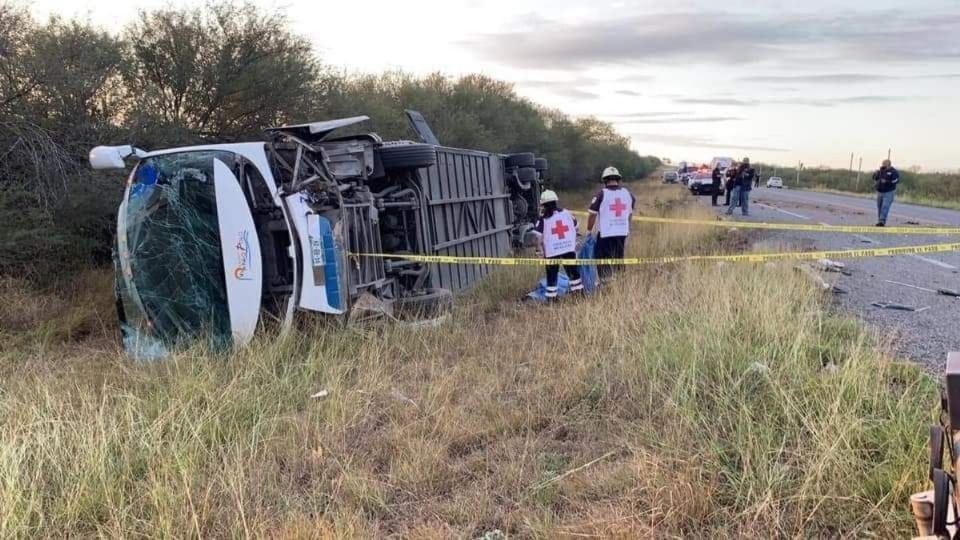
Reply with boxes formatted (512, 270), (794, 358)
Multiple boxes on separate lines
(234, 231), (253, 280)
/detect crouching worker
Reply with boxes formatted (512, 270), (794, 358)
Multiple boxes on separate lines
(535, 190), (583, 300)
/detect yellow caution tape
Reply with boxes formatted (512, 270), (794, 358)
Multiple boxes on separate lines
(568, 211), (960, 235)
(352, 241), (960, 267)
(629, 215), (960, 235)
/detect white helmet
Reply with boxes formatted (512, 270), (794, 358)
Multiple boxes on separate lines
(539, 189), (559, 205)
(601, 166), (622, 181)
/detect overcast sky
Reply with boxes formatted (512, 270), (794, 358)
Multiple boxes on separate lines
(32, 0), (960, 171)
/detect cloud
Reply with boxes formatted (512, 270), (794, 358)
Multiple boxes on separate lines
(615, 89), (643, 96)
(630, 132), (790, 153)
(600, 111), (689, 120)
(831, 95), (913, 104)
(674, 98), (752, 106)
(464, 10), (960, 69)
(671, 95), (922, 107)
(621, 116), (743, 124)
(553, 88), (600, 99)
(514, 79), (601, 99)
(741, 73), (960, 84)
(742, 74), (892, 84)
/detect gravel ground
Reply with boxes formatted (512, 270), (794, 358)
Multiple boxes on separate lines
(696, 186), (960, 372)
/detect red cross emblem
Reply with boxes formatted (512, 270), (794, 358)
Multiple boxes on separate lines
(551, 219), (570, 239)
(609, 197), (627, 217)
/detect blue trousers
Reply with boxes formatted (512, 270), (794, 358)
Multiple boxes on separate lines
(726, 187), (749, 215)
(877, 190), (895, 224)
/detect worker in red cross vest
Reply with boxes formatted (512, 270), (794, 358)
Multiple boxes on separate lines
(533, 190), (583, 300)
(587, 166), (634, 281)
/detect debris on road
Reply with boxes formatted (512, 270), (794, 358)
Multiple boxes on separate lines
(884, 280), (937, 293)
(883, 280), (960, 299)
(871, 302), (919, 312)
(818, 258), (853, 275)
(795, 264), (847, 294)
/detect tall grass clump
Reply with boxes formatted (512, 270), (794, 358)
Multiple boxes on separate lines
(0, 183), (937, 537)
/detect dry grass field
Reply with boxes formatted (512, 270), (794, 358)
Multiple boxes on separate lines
(0, 181), (937, 538)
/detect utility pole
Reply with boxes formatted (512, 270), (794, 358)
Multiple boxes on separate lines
(849, 152), (854, 172)
(796, 161), (803, 187)
(856, 157), (863, 189)
(887, 148), (891, 161)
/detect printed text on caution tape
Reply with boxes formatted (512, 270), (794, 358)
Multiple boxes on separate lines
(352, 242), (960, 266)
(568, 212), (960, 236)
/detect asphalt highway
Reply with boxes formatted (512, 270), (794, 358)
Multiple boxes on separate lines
(699, 186), (960, 371)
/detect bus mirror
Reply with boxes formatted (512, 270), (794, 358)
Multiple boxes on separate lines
(90, 145), (147, 170)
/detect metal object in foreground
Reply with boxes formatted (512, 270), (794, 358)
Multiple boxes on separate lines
(911, 352), (960, 538)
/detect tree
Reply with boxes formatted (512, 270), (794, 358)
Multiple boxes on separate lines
(122, 2), (319, 145)
(0, 2), (661, 279)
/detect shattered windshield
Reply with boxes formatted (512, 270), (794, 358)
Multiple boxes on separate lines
(116, 151), (237, 357)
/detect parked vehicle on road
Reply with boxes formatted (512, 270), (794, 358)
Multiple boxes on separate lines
(709, 156), (733, 171)
(689, 171), (721, 195)
(767, 176), (784, 188)
(662, 171), (679, 184)
(92, 111), (544, 359)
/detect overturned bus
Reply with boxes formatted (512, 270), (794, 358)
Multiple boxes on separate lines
(92, 112), (546, 359)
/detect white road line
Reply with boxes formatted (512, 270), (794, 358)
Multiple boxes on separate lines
(756, 203), (810, 220)
(909, 254), (958, 270)
(771, 191), (953, 226)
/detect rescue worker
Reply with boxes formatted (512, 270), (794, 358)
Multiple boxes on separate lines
(587, 166), (634, 281)
(724, 162), (738, 206)
(872, 159), (900, 227)
(533, 190), (583, 300)
(711, 163), (723, 206)
(727, 157), (755, 217)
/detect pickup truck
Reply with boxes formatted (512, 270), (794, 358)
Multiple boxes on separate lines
(92, 112), (545, 359)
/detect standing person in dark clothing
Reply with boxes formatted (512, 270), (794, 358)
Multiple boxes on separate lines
(711, 164), (723, 206)
(533, 190), (583, 301)
(724, 162), (738, 206)
(587, 166), (634, 282)
(727, 157), (756, 217)
(872, 159), (900, 227)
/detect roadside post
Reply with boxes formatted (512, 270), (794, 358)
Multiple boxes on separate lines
(856, 157), (863, 190)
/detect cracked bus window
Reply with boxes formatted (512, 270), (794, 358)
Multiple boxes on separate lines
(116, 151), (238, 358)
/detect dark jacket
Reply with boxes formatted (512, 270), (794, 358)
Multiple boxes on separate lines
(711, 167), (722, 186)
(873, 166), (900, 193)
(724, 168), (737, 189)
(738, 166), (756, 191)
